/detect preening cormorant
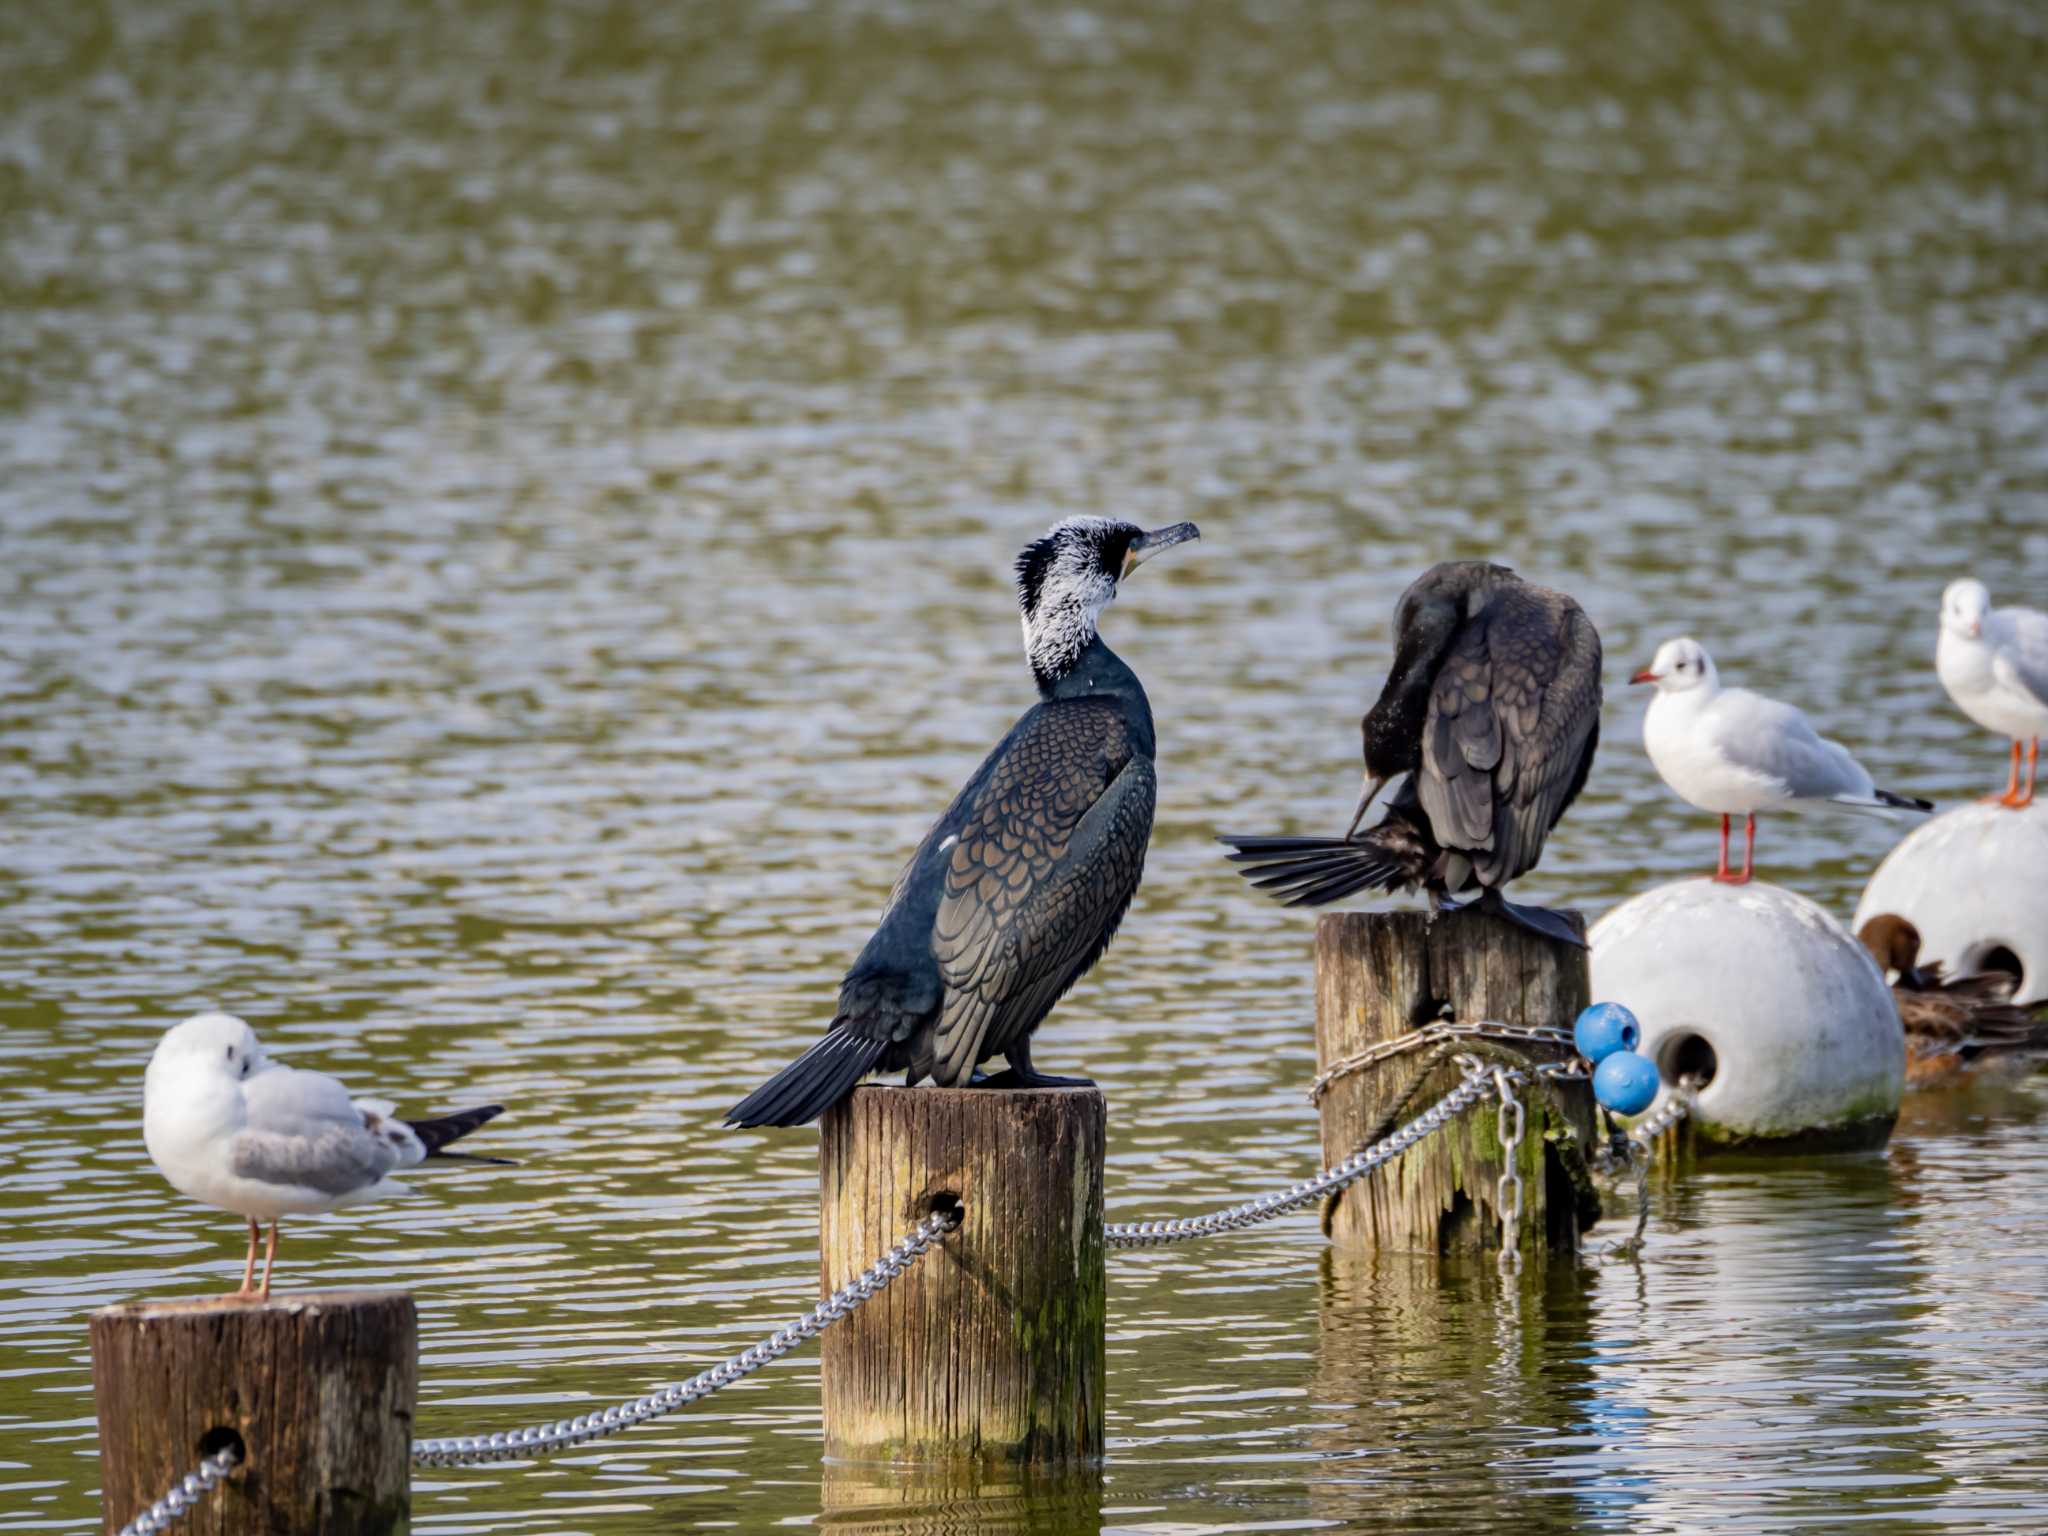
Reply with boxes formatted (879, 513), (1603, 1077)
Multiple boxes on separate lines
(1219, 561), (1601, 947)
(725, 517), (1199, 1128)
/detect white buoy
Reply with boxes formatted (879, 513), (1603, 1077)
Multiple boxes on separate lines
(1589, 879), (1903, 1151)
(1852, 802), (2048, 1005)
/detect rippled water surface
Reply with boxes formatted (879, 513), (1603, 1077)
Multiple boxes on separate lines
(5, 1), (2048, 1531)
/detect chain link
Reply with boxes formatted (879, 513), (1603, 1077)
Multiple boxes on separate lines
(1493, 1068), (1526, 1275)
(115, 1445), (239, 1536)
(1605, 1077), (1702, 1259)
(1308, 1020), (1584, 1102)
(1108, 1064), (1497, 1247)
(412, 1206), (961, 1466)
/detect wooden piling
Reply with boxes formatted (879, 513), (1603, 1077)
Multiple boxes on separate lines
(1313, 908), (1598, 1256)
(818, 1085), (1105, 1464)
(90, 1291), (415, 1535)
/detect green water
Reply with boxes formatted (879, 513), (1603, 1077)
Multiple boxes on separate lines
(4, 1), (2047, 1531)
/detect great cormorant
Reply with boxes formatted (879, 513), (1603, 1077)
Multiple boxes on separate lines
(726, 516), (1199, 1128)
(1219, 561), (1601, 947)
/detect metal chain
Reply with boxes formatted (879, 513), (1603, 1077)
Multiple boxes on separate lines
(115, 1446), (240, 1536)
(1107, 1064), (1497, 1247)
(1627, 1080), (1698, 1150)
(1308, 1020), (1583, 1102)
(1494, 1069), (1526, 1275)
(1607, 1077), (1701, 1259)
(412, 1206), (961, 1466)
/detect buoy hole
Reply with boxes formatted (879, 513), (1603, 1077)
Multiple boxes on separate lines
(197, 1426), (245, 1467)
(1660, 1032), (1718, 1091)
(922, 1190), (963, 1223)
(1968, 944), (2024, 985)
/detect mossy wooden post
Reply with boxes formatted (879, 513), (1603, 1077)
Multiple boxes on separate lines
(1314, 908), (1597, 1256)
(818, 1085), (1105, 1464)
(90, 1290), (415, 1534)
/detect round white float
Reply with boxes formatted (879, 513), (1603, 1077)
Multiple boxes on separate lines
(1852, 801), (2048, 1006)
(1589, 879), (1902, 1151)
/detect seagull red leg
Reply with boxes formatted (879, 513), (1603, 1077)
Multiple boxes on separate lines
(1991, 739), (2023, 806)
(2020, 738), (2039, 809)
(1712, 813), (1737, 882)
(1739, 813), (1756, 883)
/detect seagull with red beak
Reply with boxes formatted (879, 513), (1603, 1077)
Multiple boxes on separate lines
(1632, 637), (1932, 884)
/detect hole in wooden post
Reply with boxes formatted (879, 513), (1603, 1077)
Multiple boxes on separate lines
(921, 1190), (964, 1223)
(197, 1425), (245, 1467)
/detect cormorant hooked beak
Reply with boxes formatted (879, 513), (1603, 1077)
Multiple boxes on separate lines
(1344, 773), (1387, 840)
(1121, 521), (1201, 580)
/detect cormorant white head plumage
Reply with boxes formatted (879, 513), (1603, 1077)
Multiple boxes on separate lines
(1014, 517), (1198, 690)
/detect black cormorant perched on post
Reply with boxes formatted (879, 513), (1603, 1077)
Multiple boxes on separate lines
(725, 516), (1200, 1128)
(1219, 561), (1601, 947)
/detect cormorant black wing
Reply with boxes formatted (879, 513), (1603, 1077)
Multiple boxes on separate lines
(1418, 583), (1602, 888)
(927, 699), (1156, 1086)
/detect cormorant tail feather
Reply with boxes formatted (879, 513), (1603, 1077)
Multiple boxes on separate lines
(1218, 834), (1411, 908)
(725, 1027), (888, 1128)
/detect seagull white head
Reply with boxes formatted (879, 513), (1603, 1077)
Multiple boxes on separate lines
(148, 1010), (268, 1088)
(1941, 578), (1990, 641)
(1630, 636), (1717, 693)
(1014, 516), (1199, 691)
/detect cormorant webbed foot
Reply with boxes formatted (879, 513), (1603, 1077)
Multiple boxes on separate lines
(1474, 889), (1587, 948)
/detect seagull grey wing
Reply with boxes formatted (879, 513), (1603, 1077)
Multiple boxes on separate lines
(1993, 606), (2048, 707)
(928, 700), (1155, 1087)
(231, 1067), (397, 1197)
(1712, 693), (1874, 800)
(1418, 584), (1602, 885)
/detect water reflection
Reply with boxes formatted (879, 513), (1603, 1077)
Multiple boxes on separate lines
(820, 1462), (1103, 1535)
(1310, 1252), (1598, 1534)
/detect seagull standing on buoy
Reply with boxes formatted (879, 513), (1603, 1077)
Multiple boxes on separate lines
(1219, 561), (1602, 947)
(1937, 579), (2048, 809)
(144, 1012), (506, 1299)
(726, 517), (1200, 1128)
(1633, 637), (1932, 884)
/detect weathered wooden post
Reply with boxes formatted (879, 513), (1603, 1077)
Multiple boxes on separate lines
(90, 1291), (415, 1534)
(1314, 908), (1597, 1255)
(818, 1085), (1105, 1463)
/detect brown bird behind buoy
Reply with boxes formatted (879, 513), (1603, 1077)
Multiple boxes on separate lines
(1858, 914), (2048, 1087)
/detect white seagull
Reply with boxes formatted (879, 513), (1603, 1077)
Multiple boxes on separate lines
(1632, 637), (1933, 884)
(1937, 579), (2048, 809)
(144, 1012), (505, 1299)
